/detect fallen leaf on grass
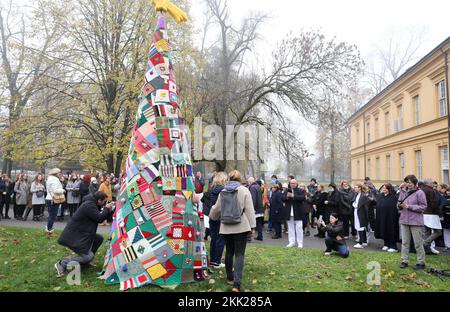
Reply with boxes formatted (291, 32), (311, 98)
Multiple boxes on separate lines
(345, 275), (353, 281)
(208, 279), (215, 285)
(367, 286), (372, 291)
(324, 271), (332, 277)
(415, 280), (430, 288)
(269, 272), (276, 276)
(315, 273), (322, 279)
(13, 239), (20, 245)
(379, 285), (386, 292)
(252, 279), (257, 284)
(53, 287), (61, 292)
(3, 261), (8, 265)
(398, 287), (407, 292)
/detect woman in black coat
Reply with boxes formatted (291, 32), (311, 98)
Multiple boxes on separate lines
(325, 183), (340, 215)
(269, 183), (284, 239)
(441, 188), (450, 250)
(374, 183), (399, 251)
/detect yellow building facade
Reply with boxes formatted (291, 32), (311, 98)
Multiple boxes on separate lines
(349, 37), (450, 187)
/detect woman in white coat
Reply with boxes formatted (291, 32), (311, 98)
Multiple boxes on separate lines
(45, 168), (65, 235)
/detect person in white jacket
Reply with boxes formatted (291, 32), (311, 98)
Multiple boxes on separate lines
(45, 168), (65, 235)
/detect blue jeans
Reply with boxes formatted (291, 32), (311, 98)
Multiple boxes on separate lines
(46, 200), (60, 231)
(325, 237), (349, 258)
(209, 219), (224, 265)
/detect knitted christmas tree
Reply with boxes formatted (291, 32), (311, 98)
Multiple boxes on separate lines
(99, 8), (207, 291)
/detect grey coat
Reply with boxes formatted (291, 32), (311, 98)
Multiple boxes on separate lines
(30, 181), (46, 205)
(14, 181), (30, 205)
(66, 180), (82, 204)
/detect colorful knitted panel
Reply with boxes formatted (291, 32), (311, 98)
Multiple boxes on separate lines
(100, 14), (207, 291)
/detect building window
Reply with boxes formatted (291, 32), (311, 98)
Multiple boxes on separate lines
(356, 127), (360, 146)
(374, 118), (379, 140)
(438, 80), (447, 117)
(395, 104), (403, 132)
(385, 111), (390, 136)
(367, 158), (371, 178)
(413, 96), (420, 126)
(376, 157), (380, 180)
(441, 146), (449, 184)
(415, 150), (422, 180)
(399, 153), (405, 179)
(357, 160), (360, 179)
(367, 122), (371, 143)
(386, 155), (391, 181)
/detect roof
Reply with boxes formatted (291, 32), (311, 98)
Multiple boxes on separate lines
(348, 36), (450, 124)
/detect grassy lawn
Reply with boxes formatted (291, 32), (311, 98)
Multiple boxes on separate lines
(0, 225), (448, 292)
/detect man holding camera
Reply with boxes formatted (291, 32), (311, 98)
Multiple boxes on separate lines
(54, 191), (113, 277)
(397, 175), (427, 270)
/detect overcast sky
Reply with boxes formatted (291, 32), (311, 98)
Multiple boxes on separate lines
(190, 0), (450, 155)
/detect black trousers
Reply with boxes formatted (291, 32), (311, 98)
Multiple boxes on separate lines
(272, 221), (282, 237)
(32, 204), (45, 218)
(222, 232), (248, 290)
(68, 203), (79, 217)
(0, 195), (10, 217)
(16, 205), (26, 219)
(340, 214), (350, 237)
(358, 229), (367, 244)
(255, 216), (264, 240)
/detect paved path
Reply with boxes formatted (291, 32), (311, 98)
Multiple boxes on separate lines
(1, 217), (449, 256)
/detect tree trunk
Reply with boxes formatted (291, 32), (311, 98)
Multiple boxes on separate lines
(107, 153), (114, 175)
(115, 150), (124, 178)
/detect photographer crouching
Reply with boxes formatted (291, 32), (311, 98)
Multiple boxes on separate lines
(54, 191), (113, 277)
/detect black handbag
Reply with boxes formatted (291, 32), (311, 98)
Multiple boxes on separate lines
(36, 190), (45, 198)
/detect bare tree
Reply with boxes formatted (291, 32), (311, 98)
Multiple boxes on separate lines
(198, 0), (363, 172)
(366, 26), (428, 94)
(0, 0), (64, 174)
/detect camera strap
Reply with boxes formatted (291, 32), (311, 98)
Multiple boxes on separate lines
(398, 189), (417, 204)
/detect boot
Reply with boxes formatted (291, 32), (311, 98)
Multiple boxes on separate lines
(23, 207), (32, 221)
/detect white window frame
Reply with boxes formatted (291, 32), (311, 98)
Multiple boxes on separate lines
(413, 96), (420, 126)
(386, 155), (391, 180)
(385, 111), (390, 136)
(438, 80), (447, 117)
(376, 157), (380, 180)
(415, 150), (422, 180)
(399, 153), (405, 179)
(441, 146), (449, 184)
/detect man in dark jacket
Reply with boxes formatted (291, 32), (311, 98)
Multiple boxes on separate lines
(421, 178), (442, 255)
(282, 179), (306, 248)
(248, 177), (264, 241)
(338, 181), (356, 238)
(54, 191), (112, 277)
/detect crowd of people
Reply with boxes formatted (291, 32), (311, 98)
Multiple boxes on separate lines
(0, 170), (120, 232)
(2, 168), (449, 292)
(196, 171), (450, 290)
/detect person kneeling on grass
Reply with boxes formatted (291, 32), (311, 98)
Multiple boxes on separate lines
(322, 213), (349, 258)
(54, 191), (113, 277)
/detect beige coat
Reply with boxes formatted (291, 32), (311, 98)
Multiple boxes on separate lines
(209, 185), (256, 235)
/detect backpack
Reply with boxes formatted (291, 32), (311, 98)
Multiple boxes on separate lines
(194, 180), (203, 194)
(220, 188), (243, 225)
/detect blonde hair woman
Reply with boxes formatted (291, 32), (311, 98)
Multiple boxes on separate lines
(209, 170), (256, 292)
(45, 168), (65, 235)
(201, 171), (228, 268)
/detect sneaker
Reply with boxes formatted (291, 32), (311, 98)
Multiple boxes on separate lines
(353, 243), (364, 249)
(54, 261), (66, 277)
(231, 287), (240, 292)
(399, 262), (408, 269)
(362, 243), (368, 247)
(413, 263), (425, 270)
(382, 246), (389, 251)
(286, 242), (296, 248)
(211, 263), (225, 269)
(387, 248), (398, 253)
(430, 247), (440, 255)
(324, 252), (332, 256)
(298, 244), (303, 249)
